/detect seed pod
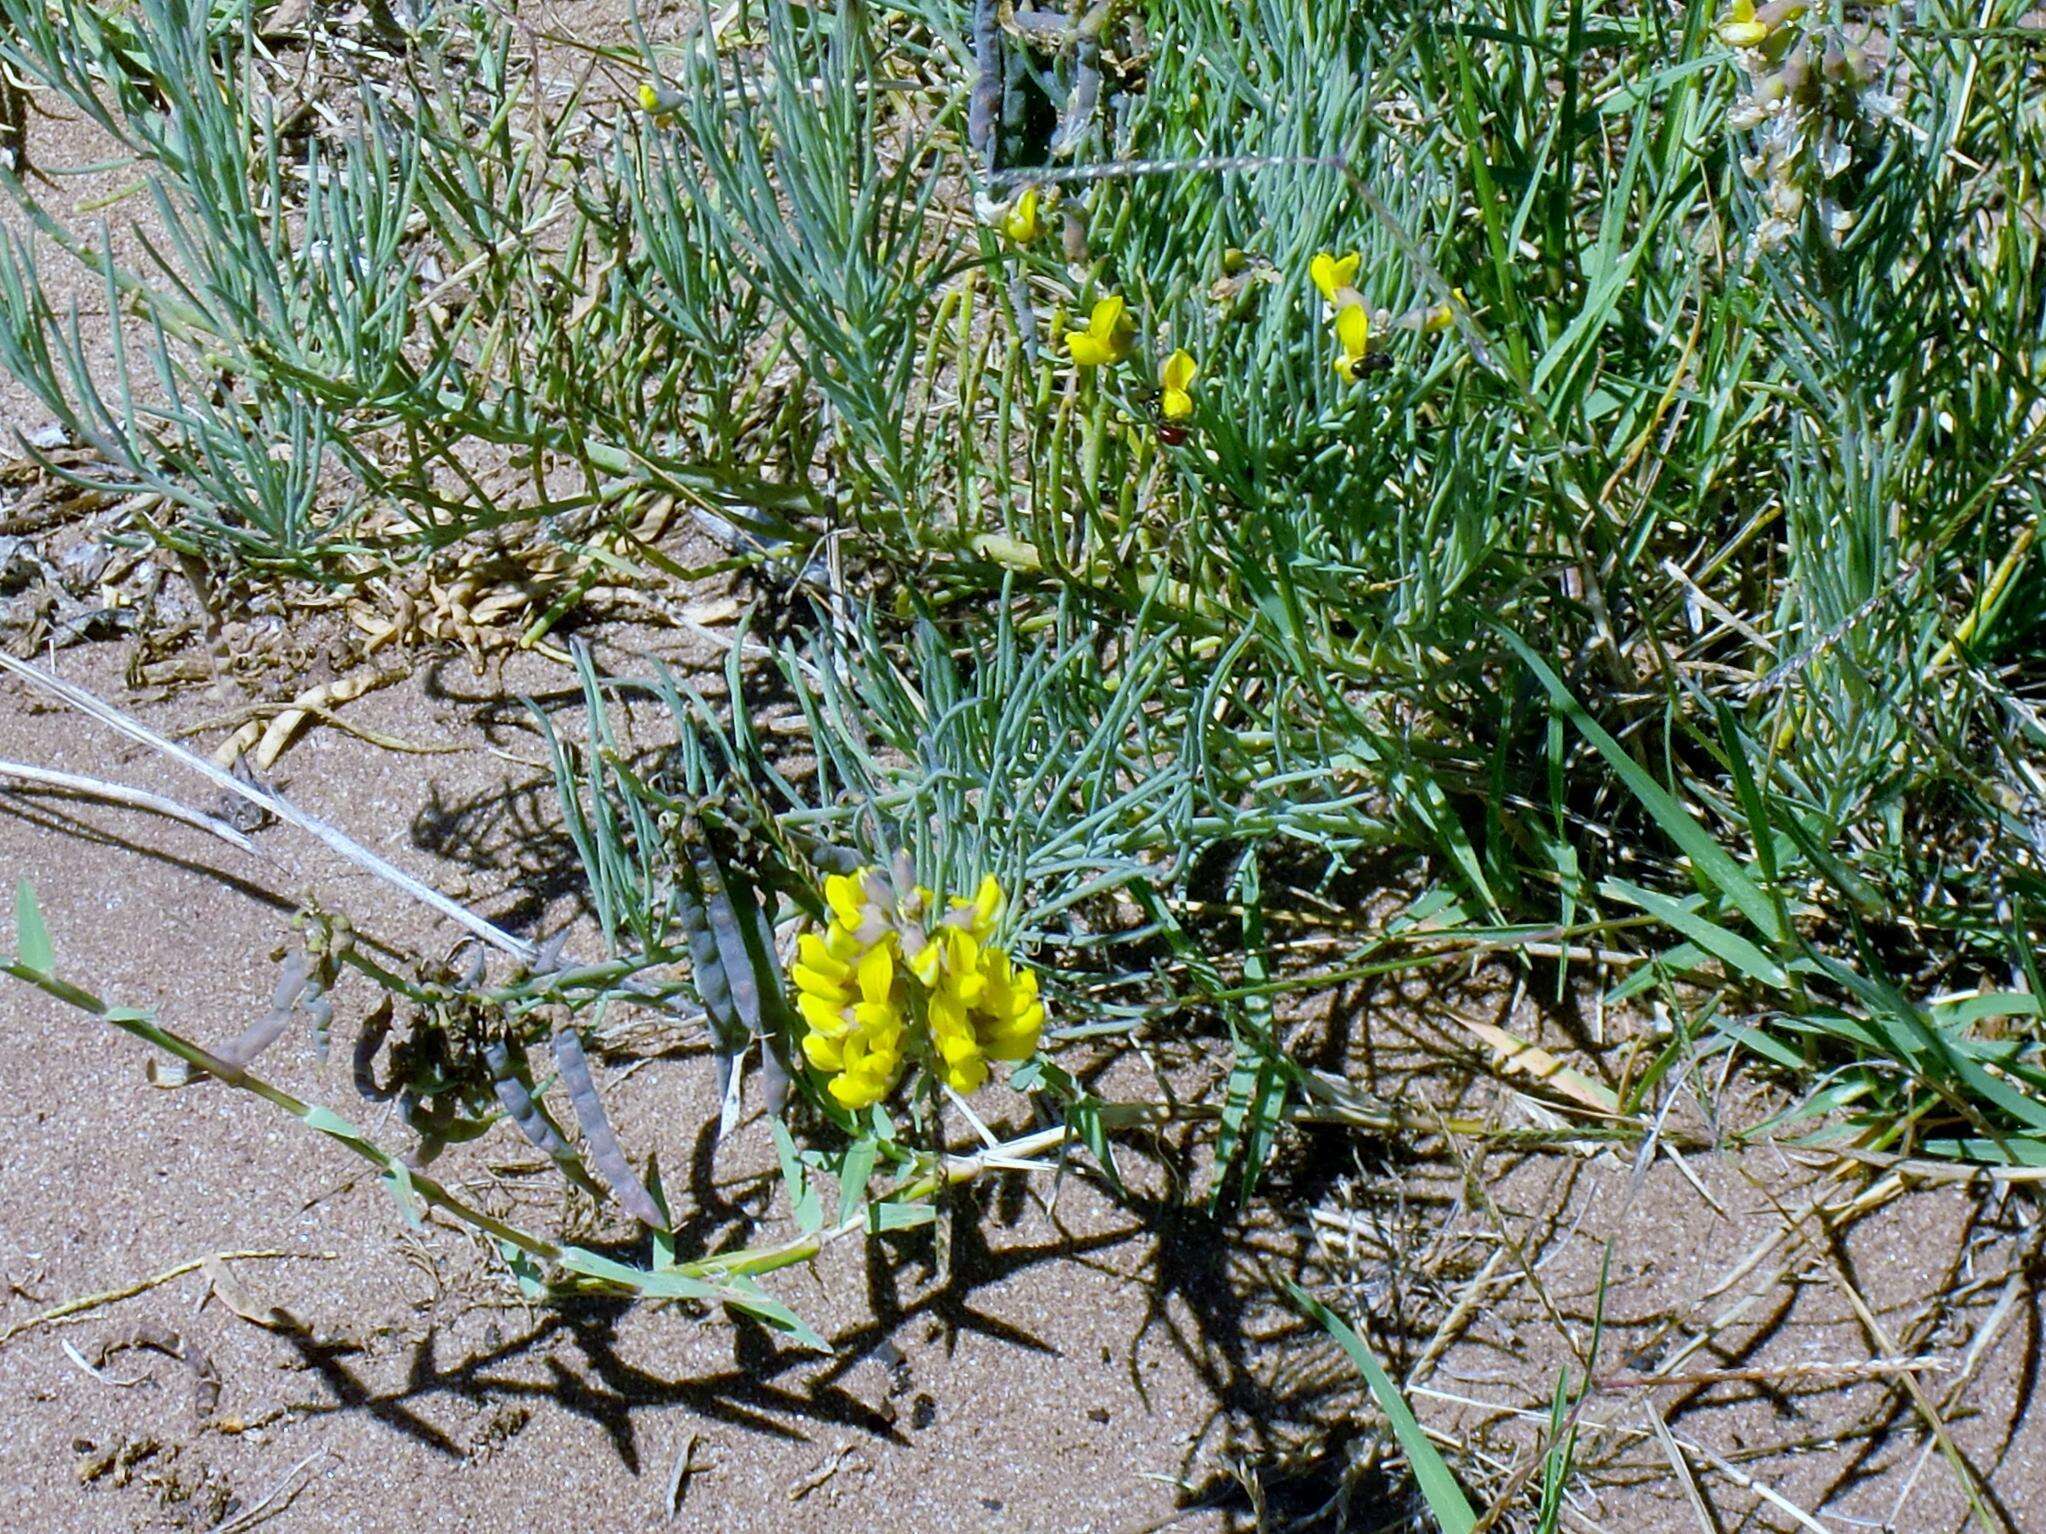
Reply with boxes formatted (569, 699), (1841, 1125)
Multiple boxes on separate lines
(304, 984), (333, 1064)
(551, 1026), (667, 1230)
(808, 841), (864, 876)
(219, 951), (312, 1069)
(353, 997), (397, 1102)
(677, 840), (740, 1042)
(760, 1040), (791, 1118)
(1049, 4), (1107, 159)
(691, 842), (765, 1039)
(482, 1035), (612, 1203)
(483, 1037), (574, 1162)
(398, 1089), (444, 1166)
(968, 0), (1003, 174)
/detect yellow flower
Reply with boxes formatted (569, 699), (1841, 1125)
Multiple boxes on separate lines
(1160, 349), (1197, 421)
(790, 867), (1042, 1109)
(638, 81), (682, 119)
(1333, 301), (1371, 382)
(1002, 186), (1043, 244)
(1065, 296), (1135, 368)
(1422, 288), (1466, 334)
(1310, 251), (1361, 306)
(792, 883), (908, 1111)
(1717, 0), (1804, 47)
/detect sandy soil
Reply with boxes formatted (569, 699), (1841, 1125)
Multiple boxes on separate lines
(3, 635), (2041, 1534)
(0, 637), (1282, 1533)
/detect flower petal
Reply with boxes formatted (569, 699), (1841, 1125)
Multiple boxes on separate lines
(1066, 331), (1112, 367)
(798, 992), (849, 1036)
(1335, 301), (1370, 358)
(1310, 251), (1360, 304)
(857, 943), (894, 1007)
(824, 872), (869, 928)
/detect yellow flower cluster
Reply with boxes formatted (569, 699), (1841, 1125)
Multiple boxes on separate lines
(1312, 250), (1463, 377)
(792, 867), (1045, 1110)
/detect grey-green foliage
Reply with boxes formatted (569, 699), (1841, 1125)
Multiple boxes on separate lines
(553, 593), (1208, 1025)
(659, 0), (961, 514)
(0, 0), (811, 570)
(2, 0), (2044, 1175)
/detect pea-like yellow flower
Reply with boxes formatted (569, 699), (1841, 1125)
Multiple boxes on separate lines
(1332, 302), (1371, 382)
(793, 876), (908, 1110)
(1160, 349), (1197, 421)
(1065, 296), (1135, 368)
(1002, 186), (1043, 244)
(1310, 251), (1361, 306)
(792, 866), (1044, 1108)
(638, 81), (682, 119)
(1717, 0), (1804, 47)
(1422, 287), (1466, 334)
(1716, 1), (1762, 45)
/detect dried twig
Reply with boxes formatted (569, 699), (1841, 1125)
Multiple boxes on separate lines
(0, 758), (257, 853)
(0, 651), (533, 962)
(0, 1250), (321, 1350)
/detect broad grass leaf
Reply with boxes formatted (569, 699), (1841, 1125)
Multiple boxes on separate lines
(14, 880), (51, 974)
(1287, 1282), (1477, 1534)
(1495, 626), (1785, 943)
(1601, 878), (1789, 989)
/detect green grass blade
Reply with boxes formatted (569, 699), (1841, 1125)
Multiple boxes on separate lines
(1286, 1281), (1477, 1533)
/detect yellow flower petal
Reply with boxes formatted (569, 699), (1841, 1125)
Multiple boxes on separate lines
(1310, 251), (1360, 304)
(824, 872), (868, 928)
(1066, 331), (1115, 367)
(857, 943), (894, 1007)
(852, 1000), (899, 1032)
(1067, 296), (1134, 367)
(941, 1056), (989, 1094)
(796, 932), (850, 980)
(791, 963), (849, 1001)
(1335, 302), (1370, 356)
(801, 1030), (845, 1071)
(1423, 290), (1463, 334)
(828, 1071), (884, 1109)
(971, 875), (1004, 929)
(1716, 0), (1767, 45)
(1160, 348), (1197, 420)
(797, 992), (849, 1036)
(1333, 302), (1372, 381)
(1002, 186), (1042, 244)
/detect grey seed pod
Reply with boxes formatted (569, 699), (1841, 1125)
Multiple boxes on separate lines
(552, 1026), (667, 1230)
(353, 997), (397, 1102)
